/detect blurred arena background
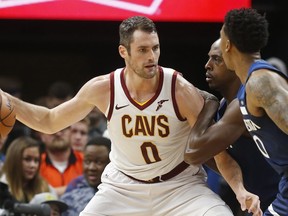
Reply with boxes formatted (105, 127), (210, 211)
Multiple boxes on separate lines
(0, 0), (286, 101)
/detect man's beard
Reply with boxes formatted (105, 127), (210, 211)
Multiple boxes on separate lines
(47, 139), (70, 153)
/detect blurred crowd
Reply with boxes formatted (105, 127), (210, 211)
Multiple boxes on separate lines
(0, 79), (110, 216)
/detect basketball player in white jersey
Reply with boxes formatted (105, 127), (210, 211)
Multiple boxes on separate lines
(5, 16), (261, 216)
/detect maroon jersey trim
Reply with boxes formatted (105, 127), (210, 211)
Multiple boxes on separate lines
(107, 71), (115, 121)
(172, 71), (186, 121)
(120, 66), (164, 111)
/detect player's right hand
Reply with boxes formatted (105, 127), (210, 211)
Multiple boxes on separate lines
(237, 191), (263, 216)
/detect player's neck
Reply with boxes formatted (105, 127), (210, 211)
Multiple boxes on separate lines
(125, 69), (159, 94)
(222, 79), (241, 103)
(236, 52), (262, 83)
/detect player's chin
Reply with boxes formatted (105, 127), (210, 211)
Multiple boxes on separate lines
(145, 67), (157, 77)
(87, 176), (101, 187)
(207, 82), (216, 90)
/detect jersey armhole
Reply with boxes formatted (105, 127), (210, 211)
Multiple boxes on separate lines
(172, 71), (186, 121)
(107, 72), (115, 121)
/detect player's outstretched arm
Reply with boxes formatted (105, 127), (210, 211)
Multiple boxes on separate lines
(185, 99), (246, 165)
(247, 70), (288, 134)
(5, 75), (110, 134)
(215, 151), (263, 216)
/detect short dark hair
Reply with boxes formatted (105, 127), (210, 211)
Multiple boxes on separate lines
(223, 7), (269, 53)
(119, 16), (157, 53)
(86, 136), (111, 151)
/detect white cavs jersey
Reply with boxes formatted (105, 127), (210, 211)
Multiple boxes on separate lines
(81, 67), (231, 216)
(105, 66), (195, 181)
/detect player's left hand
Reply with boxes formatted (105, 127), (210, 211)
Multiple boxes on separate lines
(236, 190), (262, 216)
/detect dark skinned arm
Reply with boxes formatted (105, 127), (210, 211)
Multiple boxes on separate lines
(215, 151), (262, 215)
(185, 98), (246, 165)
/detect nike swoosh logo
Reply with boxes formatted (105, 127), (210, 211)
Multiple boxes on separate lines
(115, 104), (129, 110)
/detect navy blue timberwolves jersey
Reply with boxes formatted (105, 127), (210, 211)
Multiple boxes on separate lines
(237, 60), (288, 175)
(217, 99), (279, 210)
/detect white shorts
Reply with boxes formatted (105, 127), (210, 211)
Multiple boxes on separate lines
(80, 162), (233, 216)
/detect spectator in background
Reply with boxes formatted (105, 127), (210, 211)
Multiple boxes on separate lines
(31, 90), (83, 197)
(70, 117), (90, 152)
(33, 80), (74, 109)
(39, 126), (83, 197)
(266, 57), (288, 76)
(46, 81), (74, 108)
(0, 136), (55, 204)
(33, 81), (75, 152)
(30, 192), (68, 216)
(88, 107), (107, 138)
(60, 136), (111, 216)
(0, 136), (7, 172)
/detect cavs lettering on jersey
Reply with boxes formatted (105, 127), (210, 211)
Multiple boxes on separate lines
(237, 60), (288, 175)
(105, 66), (197, 181)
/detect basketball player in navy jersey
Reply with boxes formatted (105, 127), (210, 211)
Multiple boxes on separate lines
(186, 7), (288, 216)
(188, 8), (288, 216)
(220, 8), (288, 216)
(186, 38), (280, 215)
(4, 16), (262, 215)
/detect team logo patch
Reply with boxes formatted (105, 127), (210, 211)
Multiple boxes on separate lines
(115, 104), (129, 110)
(156, 99), (169, 111)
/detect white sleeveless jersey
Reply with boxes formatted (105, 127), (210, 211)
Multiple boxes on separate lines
(105, 66), (194, 180)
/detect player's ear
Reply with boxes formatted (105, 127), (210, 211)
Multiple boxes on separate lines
(119, 45), (127, 58)
(225, 39), (231, 52)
